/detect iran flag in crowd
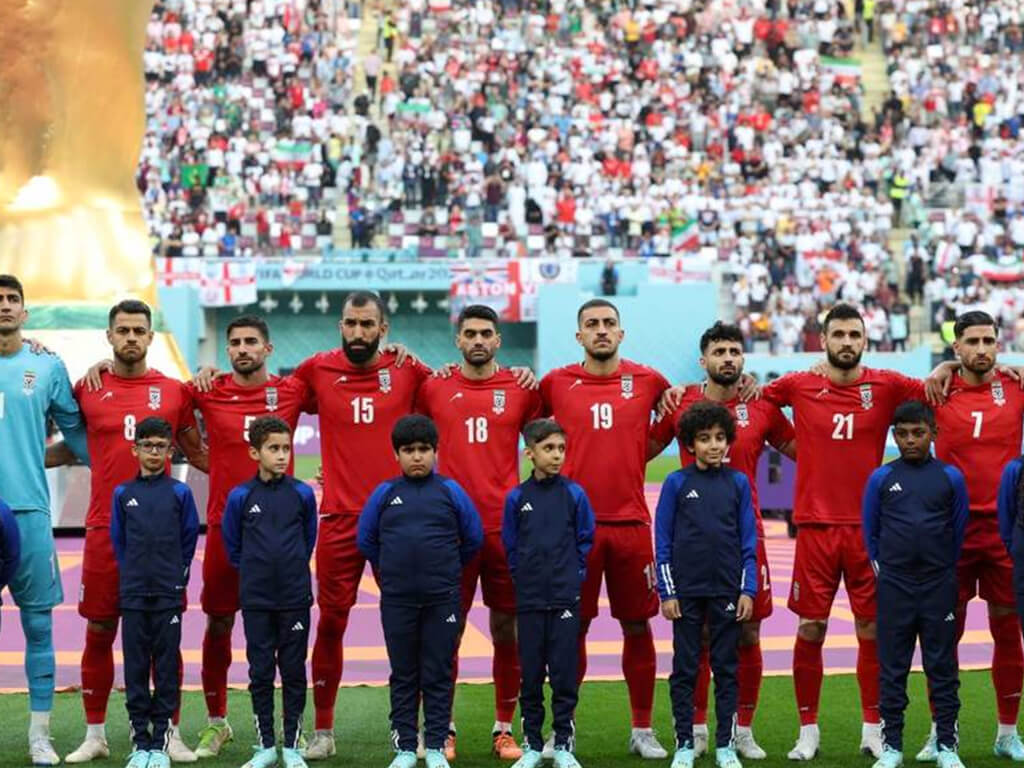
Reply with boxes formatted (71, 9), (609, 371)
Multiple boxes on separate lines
(199, 260), (258, 306)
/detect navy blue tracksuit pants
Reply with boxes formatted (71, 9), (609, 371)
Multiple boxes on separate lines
(381, 599), (461, 753)
(877, 572), (959, 751)
(517, 605), (580, 752)
(122, 606), (182, 752)
(242, 608), (310, 748)
(670, 597), (740, 749)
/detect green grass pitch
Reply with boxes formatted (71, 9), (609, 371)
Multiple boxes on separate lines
(0, 672), (1007, 768)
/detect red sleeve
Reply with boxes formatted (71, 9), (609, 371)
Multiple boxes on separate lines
(650, 404), (679, 447)
(414, 377), (436, 417)
(293, 353), (317, 386)
(524, 389), (544, 422)
(761, 372), (797, 407)
(539, 372), (556, 417)
(887, 370), (926, 403)
(176, 383), (199, 435)
(764, 403), (796, 450)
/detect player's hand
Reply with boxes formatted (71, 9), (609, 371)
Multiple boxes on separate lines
(660, 598), (681, 620)
(383, 342), (421, 368)
(809, 360), (829, 377)
(193, 365), (221, 393)
(315, 464), (324, 486)
(997, 363), (1024, 388)
(82, 359), (115, 391)
(25, 337), (55, 356)
(924, 360), (957, 404)
(431, 362), (458, 379)
(736, 595), (754, 622)
(737, 373), (760, 402)
(657, 385), (688, 417)
(510, 366), (538, 389)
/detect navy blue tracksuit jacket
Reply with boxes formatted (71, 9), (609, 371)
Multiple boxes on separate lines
(222, 473), (318, 749)
(501, 474), (595, 751)
(357, 471), (483, 753)
(655, 464), (757, 750)
(863, 456), (968, 752)
(110, 472), (199, 752)
(997, 457), (1024, 651)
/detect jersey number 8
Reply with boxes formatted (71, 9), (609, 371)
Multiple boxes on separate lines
(123, 414), (136, 440)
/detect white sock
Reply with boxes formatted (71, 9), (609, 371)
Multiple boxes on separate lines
(29, 711), (50, 740)
(998, 723), (1018, 738)
(736, 725), (753, 736)
(864, 722), (881, 732)
(632, 727), (653, 736)
(86, 723), (106, 741)
(315, 729), (333, 736)
(494, 721), (512, 734)
(800, 724), (820, 739)
(449, 722), (456, 733)
(208, 717), (226, 726)
(693, 724), (709, 735)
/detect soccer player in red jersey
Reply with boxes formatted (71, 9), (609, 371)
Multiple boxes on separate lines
(416, 305), (542, 760)
(299, 292), (431, 760)
(759, 304), (925, 761)
(539, 299), (670, 759)
(649, 322), (795, 760)
(914, 311), (1024, 761)
(63, 300), (207, 764)
(186, 315), (313, 758)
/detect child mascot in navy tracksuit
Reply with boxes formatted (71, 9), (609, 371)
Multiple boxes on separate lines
(501, 418), (595, 768)
(222, 416), (318, 768)
(0, 495), (21, 625)
(863, 400), (968, 768)
(357, 414), (483, 768)
(110, 417), (200, 768)
(654, 402), (757, 768)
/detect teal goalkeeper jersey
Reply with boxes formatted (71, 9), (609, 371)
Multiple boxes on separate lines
(0, 345), (89, 513)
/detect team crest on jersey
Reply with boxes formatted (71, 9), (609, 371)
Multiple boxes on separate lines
(859, 383), (873, 410)
(621, 374), (634, 400)
(265, 386), (279, 412)
(22, 370), (36, 395)
(148, 386), (162, 411)
(735, 403), (750, 427)
(992, 378), (1006, 407)
(492, 389), (506, 415)
(378, 368), (392, 393)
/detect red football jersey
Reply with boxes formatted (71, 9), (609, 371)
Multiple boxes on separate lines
(416, 369), (543, 532)
(540, 360), (670, 523)
(294, 349), (430, 515)
(652, 385), (795, 521)
(75, 369), (198, 527)
(763, 368), (924, 526)
(935, 371), (1024, 515)
(188, 374), (312, 525)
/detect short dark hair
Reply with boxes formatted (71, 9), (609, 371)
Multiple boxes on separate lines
(823, 303), (864, 333)
(892, 400), (937, 429)
(0, 274), (24, 302)
(699, 321), (745, 353)
(577, 298), (620, 325)
(954, 310), (997, 339)
(343, 290), (387, 322)
(248, 416), (292, 449)
(226, 314), (270, 342)
(523, 418), (566, 446)
(135, 417), (173, 443)
(678, 401), (736, 447)
(391, 414), (438, 451)
(457, 304), (499, 331)
(108, 299), (152, 327)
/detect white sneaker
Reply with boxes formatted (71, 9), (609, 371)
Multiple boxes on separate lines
(788, 725), (820, 761)
(541, 735), (555, 760)
(167, 726), (198, 763)
(300, 731), (336, 761)
(65, 737), (110, 763)
(694, 725), (710, 758)
(629, 729), (668, 759)
(916, 726), (938, 763)
(30, 736), (60, 766)
(735, 728), (767, 760)
(862, 724), (884, 759)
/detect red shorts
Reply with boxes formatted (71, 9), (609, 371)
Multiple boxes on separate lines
(460, 531), (516, 616)
(788, 524), (876, 620)
(580, 522), (659, 622)
(79, 527), (120, 621)
(958, 515), (1014, 608)
(751, 537), (773, 622)
(201, 525), (240, 616)
(315, 515), (367, 614)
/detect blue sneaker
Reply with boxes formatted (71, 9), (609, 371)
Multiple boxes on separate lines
(147, 751), (170, 768)
(716, 747), (743, 768)
(387, 752), (417, 768)
(872, 746), (904, 768)
(281, 749), (307, 768)
(424, 749), (451, 768)
(995, 734), (1024, 761)
(672, 748), (695, 768)
(125, 750), (150, 768)
(242, 747), (278, 768)
(553, 747), (582, 768)
(511, 749), (543, 768)
(936, 748), (965, 768)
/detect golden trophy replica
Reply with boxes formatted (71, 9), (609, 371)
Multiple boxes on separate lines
(0, 0), (157, 302)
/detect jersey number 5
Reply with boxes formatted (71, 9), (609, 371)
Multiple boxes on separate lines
(831, 413), (854, 440)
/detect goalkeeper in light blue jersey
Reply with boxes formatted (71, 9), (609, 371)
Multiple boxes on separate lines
(0, 274), (89, 765)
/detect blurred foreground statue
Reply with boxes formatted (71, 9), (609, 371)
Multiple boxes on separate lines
(0, 0), (156, 302)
